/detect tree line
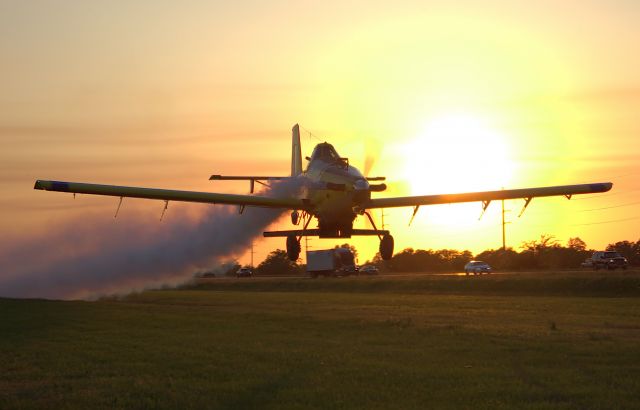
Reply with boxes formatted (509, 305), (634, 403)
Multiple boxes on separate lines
(205, 236), (640, 276)
(368, 236), (640, 272)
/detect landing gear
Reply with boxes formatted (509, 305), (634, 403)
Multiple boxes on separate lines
(291, 210), (300, 225)
(286, 235), (301, 261)
(379, 234), (394, 261)
(362, 211), (394, 261)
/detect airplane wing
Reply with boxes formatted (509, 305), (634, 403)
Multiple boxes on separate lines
(34, 180), (306, 209)
(363, 182), (613, 209)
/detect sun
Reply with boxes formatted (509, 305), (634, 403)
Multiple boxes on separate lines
(402, 113), (516, 196)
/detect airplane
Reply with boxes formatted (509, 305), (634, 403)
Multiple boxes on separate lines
(34, 124), (613, 261)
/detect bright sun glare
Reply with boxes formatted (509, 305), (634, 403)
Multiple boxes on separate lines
(403, 113), (515, 196)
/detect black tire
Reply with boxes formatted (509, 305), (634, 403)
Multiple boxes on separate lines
(286, 235), (301, 261)
(380, 234), (394, 261)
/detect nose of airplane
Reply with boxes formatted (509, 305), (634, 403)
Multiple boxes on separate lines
(354, 179), (370, 191)
(353, 179), (371, 203)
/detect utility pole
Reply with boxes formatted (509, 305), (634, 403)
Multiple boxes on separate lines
(250, 241), (255, 268)
(501, 196), (511, 250)
(501, 199), (506, 250)
(304, 236), (312, 263)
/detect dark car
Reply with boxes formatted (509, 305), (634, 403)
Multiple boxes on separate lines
(236, 267), (253, 277)
(359, 265), (379, 275)
(580, 258), (594, 268)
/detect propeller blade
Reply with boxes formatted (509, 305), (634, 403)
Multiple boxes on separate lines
(363, 139), (381, 177)
(364, 155), (376, 177)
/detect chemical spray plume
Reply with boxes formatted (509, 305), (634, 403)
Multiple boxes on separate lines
(0, 179), (301, 300)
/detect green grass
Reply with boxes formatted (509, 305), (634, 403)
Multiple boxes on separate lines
(189, 269), (640, 297)
(2, 271), (640, 409)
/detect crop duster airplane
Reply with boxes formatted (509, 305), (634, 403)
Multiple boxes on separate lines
(34, 124), (612, 261)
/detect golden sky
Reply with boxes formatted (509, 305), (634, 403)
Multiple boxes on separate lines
(2, 1), (639, 265)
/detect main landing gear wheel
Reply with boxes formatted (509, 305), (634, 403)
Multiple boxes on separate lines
(379, 234), (394, 261)
(286, 235), (301, 261)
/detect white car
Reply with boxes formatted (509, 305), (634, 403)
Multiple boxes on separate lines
(464, 261), (492, 275)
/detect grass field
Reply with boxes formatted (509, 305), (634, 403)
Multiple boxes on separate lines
(2, 271), (640, 409)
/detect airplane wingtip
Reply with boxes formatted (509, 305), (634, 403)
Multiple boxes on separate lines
(593, 182), (613, 192)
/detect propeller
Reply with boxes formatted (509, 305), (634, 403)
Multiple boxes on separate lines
(364, 155), (376, 178)
(363, 139), (380, 178)
(362, 139), (383, 229)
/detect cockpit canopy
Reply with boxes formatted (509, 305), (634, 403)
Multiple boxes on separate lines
(310, 143), (343, 164)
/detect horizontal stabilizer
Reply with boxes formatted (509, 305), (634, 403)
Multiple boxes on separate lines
(210, 175), (291, 193)
(264, 228), (389, 238)
(209, 175), (289, 181)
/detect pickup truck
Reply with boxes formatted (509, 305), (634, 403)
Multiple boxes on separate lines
(590, 251), (628, 270)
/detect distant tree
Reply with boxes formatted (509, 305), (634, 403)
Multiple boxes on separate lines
(521, 234), (560, 253)
(475, 248), (521, 271)
(550, 246), (589, 269)
(384, 248), (472, 272)
(388, 248), (417, 272)
(519, 235), (563, 268)
(435, 249), (473, 271)
(567, 237), (587, 252)
(255, 249), (302, 276)
(335, 243), (358, 263)
(412, 249), (441, 271)
(515, 235), (594, 269)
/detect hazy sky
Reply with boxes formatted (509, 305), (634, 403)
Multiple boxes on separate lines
(2, 0), (639, 265)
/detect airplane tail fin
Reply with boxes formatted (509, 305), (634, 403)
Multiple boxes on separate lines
(291, 124), (302, 176)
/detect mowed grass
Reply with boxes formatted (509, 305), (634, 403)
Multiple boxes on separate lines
(2, 272), (640, 409)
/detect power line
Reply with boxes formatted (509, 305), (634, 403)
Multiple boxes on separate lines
(522, 199), (640, 216)
(571, 216), (640, 226)
(604, 171), (640, 180)
(578, 200), (640, 212)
